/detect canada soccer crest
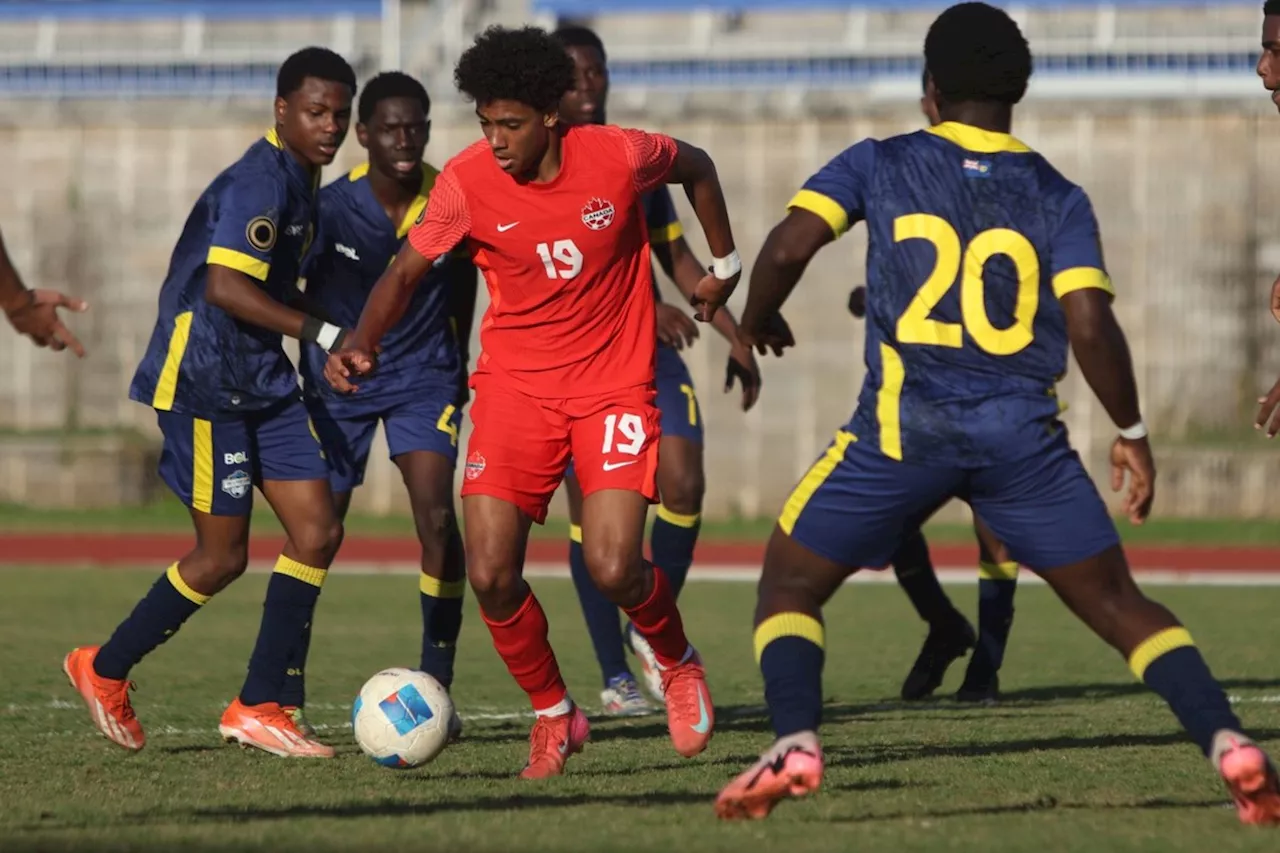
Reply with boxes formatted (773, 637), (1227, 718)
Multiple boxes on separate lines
(465, 452), (486, 481)
(581, 197), (615, 231)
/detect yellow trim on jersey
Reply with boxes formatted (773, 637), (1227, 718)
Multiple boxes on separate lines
(649, 220), (684, 245)
(656, 505), (701, 529)
(420, 573), (466, 599)
(787, 189), (850, 238)
(1052, 267), (1115, 300)
(778, 430), (857, 535)
(347, 161), (443, 239)
(274, 555), (328, 588)
(151, 310), (193, 411)
(208, 247), (270, 282)
(876, 343), (906, 461)
(569, 523), (583, 544)
(436, 403), (459, 447)
(265, 128), (283, 149)
(167, 562), (211, 605)
(754, 612), (825, 663)
(926, 122), (1032, 154)
(191, 418), (214, 514)
(978, 560), (1020, 582)
(1128, 626), (1195, 681)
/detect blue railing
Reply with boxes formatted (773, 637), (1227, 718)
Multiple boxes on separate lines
(0, 63), (278, 97)
(0, 1), (380, 19)
(537, 0), (1247, 14)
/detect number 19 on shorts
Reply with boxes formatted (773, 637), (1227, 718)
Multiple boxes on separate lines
(602, 413), (646, 456)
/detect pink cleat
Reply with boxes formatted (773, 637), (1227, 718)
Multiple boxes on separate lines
(520, 705), (590, 779)
(1213, 730), (1280, 826)
(715, 732), (824, 820)
(661, 648), (714, 758)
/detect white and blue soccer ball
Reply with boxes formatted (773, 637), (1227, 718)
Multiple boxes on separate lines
(351, 668), (454, 769)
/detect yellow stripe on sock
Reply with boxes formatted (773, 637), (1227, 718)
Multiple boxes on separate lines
(274, 555), (328, 588)
(569, 524), (583, 544)
(167, 562), (211, 605)
(1128, 626), (1195, 681)
(420, 573), (466, 599)
(754, 612), (825, 663)
(978, 560), (1019, 581)
(656, 505), (701, 529)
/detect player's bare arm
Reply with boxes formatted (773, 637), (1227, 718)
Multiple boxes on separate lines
(0, 228), (88, 356)
(446, 259), (479, 406)
(205, 264), (349, 353)
(665, 141), (740, 322)
(741, 207), (835, 356)
(655, 234), (762, 410)
(1060, 288), (1154, 524)
(325, 240), (434, 393)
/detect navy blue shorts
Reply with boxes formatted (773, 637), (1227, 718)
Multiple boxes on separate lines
(781, 430), (1120, 572)
(306, 389), (461, 493)
(155, 395), (328, 516)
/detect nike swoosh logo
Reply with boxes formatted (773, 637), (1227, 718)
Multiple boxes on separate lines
(691, 687), (711, 735)
(602, 460), (638, 471)
(497, 222), (519, 232)
(558, 739), (569, 756)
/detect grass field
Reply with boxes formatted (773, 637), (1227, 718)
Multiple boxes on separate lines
(2, 501), (1280, 546)
(3, 569), (1280, 852)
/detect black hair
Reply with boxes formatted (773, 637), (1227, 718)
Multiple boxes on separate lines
(1267, 0), (1280, 15)
(553, 24), (607, 62)
(453, 25), (575, 112)
(921, 67), (929, 94)
(276, 46), (357, 100)
(358, 71), (430, 124)
(923, 2), (1032, 106)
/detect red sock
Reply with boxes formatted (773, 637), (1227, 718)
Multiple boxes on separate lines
(624, 564), (690, 667)
(482, 591), (568, 713)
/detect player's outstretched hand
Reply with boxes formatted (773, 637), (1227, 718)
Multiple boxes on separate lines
(5, 288), (88, 356)
(690, 269), (740, 322)
(657, 302), (699, 351)
(325, 346), (377, 394)
(1110, 435), (1155, 525)
(847, 285), (867, 319)
(740, 312), (795, 358)
(725, 343), (761, 411)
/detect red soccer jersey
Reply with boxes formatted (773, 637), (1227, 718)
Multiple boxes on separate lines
(408, 123), (679, 398)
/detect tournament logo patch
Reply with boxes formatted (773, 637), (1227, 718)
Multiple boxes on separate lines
(221, 469), (252, 499)
(246, 216), (278, 251)
(464, 452), (486, 481)
(962, 158), (992, 179)
(581, 197), (615, 231)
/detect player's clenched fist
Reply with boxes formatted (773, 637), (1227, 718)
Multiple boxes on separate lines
(325, 345), (377, 394)
(690, 268), (740, 322)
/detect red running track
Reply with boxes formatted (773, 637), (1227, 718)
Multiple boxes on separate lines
(0, 533), (1275, 572)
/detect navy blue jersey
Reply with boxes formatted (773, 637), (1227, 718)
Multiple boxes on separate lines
(298, 163), (466, 414)
(789, 121), (1113, 466)
(129, 129), (318, 416)
(644, 185), (682, 306)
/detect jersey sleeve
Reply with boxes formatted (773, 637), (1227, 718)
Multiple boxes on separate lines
(618, 128), (679, 196)
(643, 186), (683, 245)
(207, 172), (290, 282)
(1049, 187), (1114, 300)
(408, 166), (471, 261)
(787, 140), (876, 239)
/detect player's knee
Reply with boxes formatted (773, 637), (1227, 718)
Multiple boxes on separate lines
(658, 467), (705, 516)
(583, 541), (645, 604)
(187, 547), (250, 593)
(416, 504), (457, 549)
(289, 517), (345, 568)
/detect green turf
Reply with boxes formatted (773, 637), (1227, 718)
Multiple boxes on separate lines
(2, 569), (1279, 851)
(0, 500), (1277, 546)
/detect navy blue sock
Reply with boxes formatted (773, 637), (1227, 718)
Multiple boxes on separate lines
(278, 620), (311, 708)
(968, 561), (1018, 680)
(239, 556), (325, 707)
(1130, 628), (1242, 756)
(756, 613), (825, 738)
(891, 530), (961, 626)
(419, 573), (465, 689)
(94, 563), (209, 680)
(568, 526), (629, 685)
(650, 506), (701, 599)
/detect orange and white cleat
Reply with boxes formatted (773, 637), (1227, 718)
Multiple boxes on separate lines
(219, 698), (334, 758)
(520, 705), (590, 780)
(63, 646), (145, 752)
(1213, 730), (1280, 826)
(715, 731), (824, 820)
(660, 648), (714, 758)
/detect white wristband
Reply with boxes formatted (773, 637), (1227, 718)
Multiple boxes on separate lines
(315, 322), (342, 353)
(1118, 420), (1148, 441)
(711, 250), (741, 280)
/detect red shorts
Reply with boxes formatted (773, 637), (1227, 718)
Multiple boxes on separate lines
(462, 380), (660, 523)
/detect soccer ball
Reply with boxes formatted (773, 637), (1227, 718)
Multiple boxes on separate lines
(351, 668), (454, 768)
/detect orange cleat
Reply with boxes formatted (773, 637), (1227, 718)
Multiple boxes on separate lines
(716, 732), (824, 820)
(520, 705), (590, 780)
(661, 648), (714, 758)
(63, 646), (145, 752)
(219, 698), (334, 758)
(1213, 731), (1280, 826)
